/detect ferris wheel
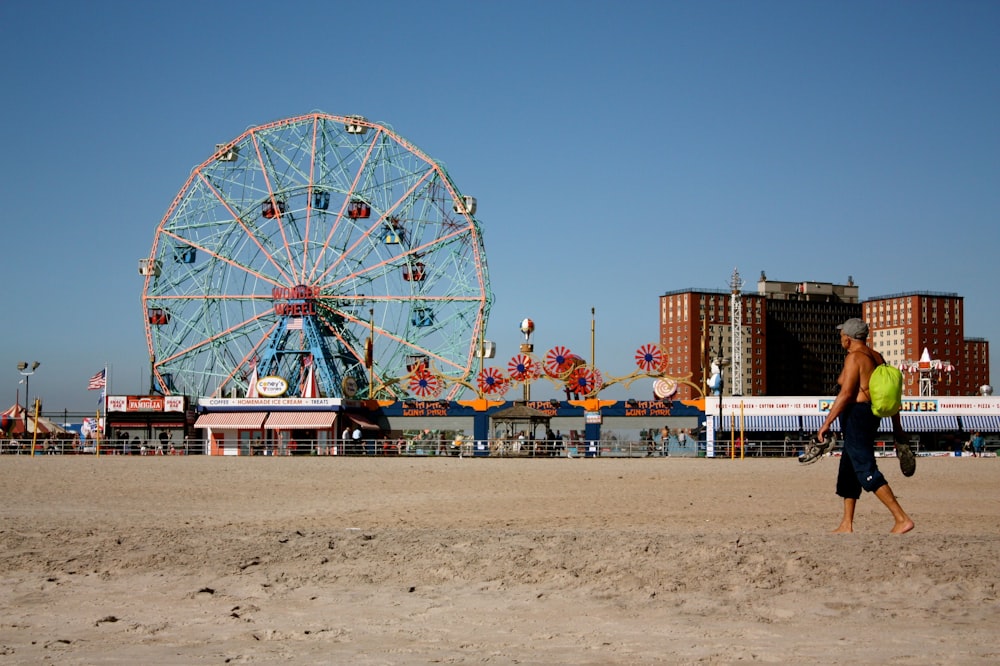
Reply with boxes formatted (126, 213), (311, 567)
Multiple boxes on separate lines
(140, 112), (492, 400)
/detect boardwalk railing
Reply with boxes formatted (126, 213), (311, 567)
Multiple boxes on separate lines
(1, 437), (948, 458)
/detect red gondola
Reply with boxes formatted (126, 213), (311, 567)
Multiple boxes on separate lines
(403, 262), (426, 282)
(148, 308), (170, 325)
(347, 200), (371, 219)
(262, 200), (286, 219)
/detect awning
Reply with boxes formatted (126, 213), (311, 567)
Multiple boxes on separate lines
(264, 411), (337, 430)
(801, 415), (840, 432)
(960, 415), (1000, 432)
(194, 412), (267, 429)
(715, 415), (802, 431)
(897, 415), (959, 432)
(802, 413), (959, 433)
(343, 413), (381, 430)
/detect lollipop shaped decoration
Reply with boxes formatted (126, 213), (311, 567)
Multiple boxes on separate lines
(653, 378), (678, 400)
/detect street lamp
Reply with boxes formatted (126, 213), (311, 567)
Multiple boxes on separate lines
(17, 361), (40, 435)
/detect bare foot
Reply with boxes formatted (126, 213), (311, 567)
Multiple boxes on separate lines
(832, 524), (853, 534)
(890, 519), (915, 534)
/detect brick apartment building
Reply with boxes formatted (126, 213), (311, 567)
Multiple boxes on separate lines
(862, 291), (988, 396)
(659, 273), (989, 400)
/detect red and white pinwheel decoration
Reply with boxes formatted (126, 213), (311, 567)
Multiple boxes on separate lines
(544, 346), (577, 378)
(507, 354), (541, 382)
(409, 371), (443, 398)
(566, 366), (603, 396)
(477, 367), (508, 395)
(634, 344), (665, 373)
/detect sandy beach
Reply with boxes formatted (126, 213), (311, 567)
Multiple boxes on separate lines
(1, 454), (998, 664)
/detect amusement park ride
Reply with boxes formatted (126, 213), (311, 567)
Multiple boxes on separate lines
(138, 112), (712, 412)
(899, 348), (956, 397)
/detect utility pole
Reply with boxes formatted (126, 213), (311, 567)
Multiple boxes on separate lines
(729, 268), (744, 396)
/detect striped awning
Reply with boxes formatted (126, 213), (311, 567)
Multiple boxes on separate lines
(801, 415), (840, 432)
(960, 415), (1000, 432)
(716, 415), (802, 431)
(897, 415), (959, 432)
(264, 411), (337, 430)
(194, 412), (267, 429)
(796, 413), (960, 433)
(802, 413), (959, 433)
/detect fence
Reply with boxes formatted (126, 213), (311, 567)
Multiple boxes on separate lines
(0, 437), (197, 456)
(1, 436), (952, 458)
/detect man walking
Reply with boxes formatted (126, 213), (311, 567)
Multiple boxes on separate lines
(818, 318), (914, 534)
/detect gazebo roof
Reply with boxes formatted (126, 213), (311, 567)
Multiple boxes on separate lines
(490, 403), (551, 423)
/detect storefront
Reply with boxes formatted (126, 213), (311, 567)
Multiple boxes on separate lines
(105, 395), (191, 454)
(706, 395), (1000, 455)
(194, 397), (349, 455)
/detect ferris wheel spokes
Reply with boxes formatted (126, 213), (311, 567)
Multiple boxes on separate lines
(306, 126), (383, 284)
(145, 113), (491, 399)
(194, 173), (298, 286)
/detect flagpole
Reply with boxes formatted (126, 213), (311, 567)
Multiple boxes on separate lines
(99, 364), (108, 455)
(95, 403), (102, 456)
(30, 398), (41, 456)
(84, 366), (109, 455)
(103, 364), (109, 449)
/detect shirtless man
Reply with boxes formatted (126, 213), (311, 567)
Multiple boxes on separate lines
(818, 318), (914, 534)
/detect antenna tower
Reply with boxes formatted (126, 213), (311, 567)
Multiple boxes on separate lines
(729, 267), (744, 396)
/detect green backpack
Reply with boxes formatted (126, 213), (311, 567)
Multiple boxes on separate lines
(869, 363), (903, 418)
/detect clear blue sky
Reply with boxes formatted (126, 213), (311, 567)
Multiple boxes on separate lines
(2, 0), (997, 414)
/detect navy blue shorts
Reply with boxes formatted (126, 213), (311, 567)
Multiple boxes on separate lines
(836, 402), (887, 499)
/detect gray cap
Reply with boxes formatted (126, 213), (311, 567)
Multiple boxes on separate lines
(837, 318), (869, 340)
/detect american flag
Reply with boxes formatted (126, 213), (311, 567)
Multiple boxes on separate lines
(287, 318), (303, 330)
(87, 369), (106, 390)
